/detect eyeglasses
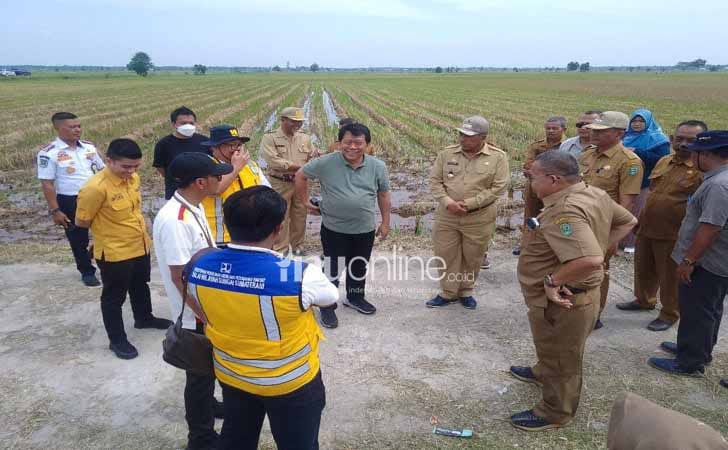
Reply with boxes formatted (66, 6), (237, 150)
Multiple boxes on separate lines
(576, 122), (588, 128)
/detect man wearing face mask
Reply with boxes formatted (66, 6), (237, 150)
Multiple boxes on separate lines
(617, 121), (707, 331)
(153, 106), (210, 200)
(261, 107), (320, 255)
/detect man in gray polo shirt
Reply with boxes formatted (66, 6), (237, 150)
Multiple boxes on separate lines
(648, 130), (728, 382)
(294, 122), (391, 329)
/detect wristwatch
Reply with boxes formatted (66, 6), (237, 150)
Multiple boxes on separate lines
(49, 208), (61, 215)
(544, 274), (559, 288)
(681, 257), (696, 267)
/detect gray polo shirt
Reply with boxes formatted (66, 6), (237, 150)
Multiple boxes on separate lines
(559, 136), (585, 158)
(303, 152), (390, 234)
(672, 164), (728, 277)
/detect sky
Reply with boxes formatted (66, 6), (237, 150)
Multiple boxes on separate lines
(1, 0), (726, 68)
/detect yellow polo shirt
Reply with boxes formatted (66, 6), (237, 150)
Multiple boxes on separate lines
(76, 168), (151, 262)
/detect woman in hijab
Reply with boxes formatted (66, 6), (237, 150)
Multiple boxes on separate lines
(621, 108), (671, 252)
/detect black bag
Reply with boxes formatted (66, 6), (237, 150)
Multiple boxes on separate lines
(162, 247), (221, 376)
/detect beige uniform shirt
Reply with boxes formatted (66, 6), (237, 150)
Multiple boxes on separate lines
(518, 182), (634, 307)
(523, 138), (562, 172)
(579, 143), (644, 202)
(260, 128), (315, 176)
(430, 143), (510, 211)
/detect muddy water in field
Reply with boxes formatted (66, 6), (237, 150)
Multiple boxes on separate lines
(322, 90), (338, 126)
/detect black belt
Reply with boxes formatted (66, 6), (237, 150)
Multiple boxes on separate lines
(467, 204), (490, 214)
(269, 173), (295, 182)
(565, 286), (586, 294)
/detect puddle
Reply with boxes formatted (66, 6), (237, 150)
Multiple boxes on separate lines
(264, 109), (277, 132)
(302, 92), (313, 131)
(322, 90), (339, 126)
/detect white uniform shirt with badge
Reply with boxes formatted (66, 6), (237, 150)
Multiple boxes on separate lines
(153, 193), (215, 330)
(37, 138), (105, 195)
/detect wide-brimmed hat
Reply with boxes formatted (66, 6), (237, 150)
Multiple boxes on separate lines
(201, 125), (250, 147)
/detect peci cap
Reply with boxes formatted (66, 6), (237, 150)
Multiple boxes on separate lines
(280, 107), (305, 121)
(201, 125), (250, 147)
(456, 116), (490, 136)
(169, 152), (233, 184)
(686, 130), (728, 152)
(584, 111), (629, 130)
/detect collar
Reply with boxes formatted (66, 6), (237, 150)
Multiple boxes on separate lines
(338, 151), (367, 168)
(104, 168), (130, 186)
(227, 243), (283, 257)
(669, 154), (694, 168)
(542, 182), (586, 207)
(275, 128), (295, 139)
(172, 192), (203, 214)
(704, 164), (728, 179)
(54, 137), (82, 151)
(454, 143), (492, 156)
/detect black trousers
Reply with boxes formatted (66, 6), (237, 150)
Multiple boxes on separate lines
(56, 194), (95, 276)
(219, 372), (325, 450)
(96, 254), (153, 344)
(676, 266), (728, 370)
(185, 323), (218, 450)
(320, 225), (375, 302)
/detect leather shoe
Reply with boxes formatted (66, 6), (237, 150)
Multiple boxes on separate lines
(647, 319), (674, 331)
(109, 340), (138, 359)
(593, 319), (604, 330)
(459, 296), (477, 309)
(659, 341), (712, 365)
(616, 300), (654, 311)
(721, 379), (728, 389)
(320, 308), (338, 329)
(134, 316), (173, 329)
(648, 357), (704, 377)
(509, 366), (542, 387)
(510, 410), (562, 432)
(81, 273), (101, 287)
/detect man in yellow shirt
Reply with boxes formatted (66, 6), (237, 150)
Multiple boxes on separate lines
(76, 138), (172, 359)
(201, 124), (271, 246)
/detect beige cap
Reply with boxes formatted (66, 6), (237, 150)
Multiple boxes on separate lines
(456, 116), (490, 136)
(585, 111), (629, 130)
(280, 107), (305, 121)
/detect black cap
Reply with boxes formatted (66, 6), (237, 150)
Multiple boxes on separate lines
(686, 130), (728, 153)
(201, 125), (250, 147)
(169, 152), (233, 184)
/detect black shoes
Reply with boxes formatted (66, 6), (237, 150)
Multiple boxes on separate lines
(509, 366), (543, 387)
(647, 319), (674, 332)
(615, 300), (654, 311)
(593, 319), (604, 330)
(660, 341), (677, 355)
(648, 357), (704, 377)
(320, 308), (338, 329)
(510, 410), (562, 432)
(82, 273), (101, 287)
(721, 379), (728, 389)
(134, 316), (173, 329)
(344, 298), (376, 315)
(109, 340), (138, 359)
(459, 296), (477, 310)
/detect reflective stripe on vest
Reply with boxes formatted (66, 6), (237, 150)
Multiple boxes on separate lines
(214, 343), (311, 369)
(203, 163), (263, 244)
(214, 359), (311, 386)
(259, 295), (281, 341)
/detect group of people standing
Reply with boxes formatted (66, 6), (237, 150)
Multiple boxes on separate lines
(35, 102), (728, 448)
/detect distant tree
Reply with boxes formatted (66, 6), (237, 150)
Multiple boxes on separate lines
(513, 67), (519, 72)
(272, 65), (282, 72)
(579, 62), (590, 72)
(435, 66), (443, 73)
(708, 65), (721, 72)
(567, 61), (579, 71)
(310, 63), (320, 72)
(127, 52), (153, 76)
(192, 64), (207, 75)
(677, 58), (707, 70)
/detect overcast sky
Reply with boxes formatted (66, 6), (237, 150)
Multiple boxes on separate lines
(2, 0), (726, 67)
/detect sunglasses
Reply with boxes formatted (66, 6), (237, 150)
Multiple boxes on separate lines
(576, 122), (588, 128)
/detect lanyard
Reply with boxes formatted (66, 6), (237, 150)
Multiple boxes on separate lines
(174, 194), (214, 248)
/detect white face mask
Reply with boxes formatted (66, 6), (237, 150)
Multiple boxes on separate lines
(176, 124), (196, 137)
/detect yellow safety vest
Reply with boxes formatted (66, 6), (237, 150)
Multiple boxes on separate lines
(202, 162), (262, 244)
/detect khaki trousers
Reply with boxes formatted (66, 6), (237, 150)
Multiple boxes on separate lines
(433, 205), (495, 299)
(529, 290), (599, 424)
(270, 178), (307, 253)
(599, 250), (615, 315)
(634, 235), (679, 322)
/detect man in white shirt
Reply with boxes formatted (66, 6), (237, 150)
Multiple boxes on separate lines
(153, 152), (233, 450)
(37, 112), (105, 286)
(559, 110), (602, 158)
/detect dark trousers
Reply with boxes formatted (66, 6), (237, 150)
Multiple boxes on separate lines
(185, 323), (218, 450)
(56, 194), (95, 276)
(320, 225), (375, 302)
(676, 266), (728, 370)
(96, 254), (153, 344)
(219, 372), (325, 450)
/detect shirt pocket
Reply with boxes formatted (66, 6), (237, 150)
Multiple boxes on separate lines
(109, 197), (132, 217)
(677, 174), (701, 192)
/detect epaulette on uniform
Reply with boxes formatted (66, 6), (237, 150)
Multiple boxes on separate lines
(445, 144), (460, 149)
(38, 142), (55, 153)
(487, 143), (505, 153)
(624, 149), (641, 160)
(80, 139), (95, 146)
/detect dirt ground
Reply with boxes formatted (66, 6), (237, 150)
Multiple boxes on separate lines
(1, 239), (726, 450)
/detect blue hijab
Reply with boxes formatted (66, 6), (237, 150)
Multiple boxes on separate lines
(623, 108), (669, 151)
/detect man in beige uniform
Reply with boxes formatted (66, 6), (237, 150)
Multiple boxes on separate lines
(579, 111), (644, 329)
(510, 150), (636, 431)
(427, 116), (509, 310)
(260, 107), (318, 254)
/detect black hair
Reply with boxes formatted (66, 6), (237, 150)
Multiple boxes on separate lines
(107, 138), (142, 160)
(534, 150), (580, 179)
(51, 112), (78, 124)
(338, 117), (355, 128)
(676, 120), (708, 133)
(170, 106), (197, 124)
(338, 123), (371, 144)
(583, 110), (603, 115)
(224, 186), (287, 243)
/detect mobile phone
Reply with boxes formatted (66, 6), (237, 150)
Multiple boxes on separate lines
(309, 196), (321, 207)
(526, 217), (540, 230)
